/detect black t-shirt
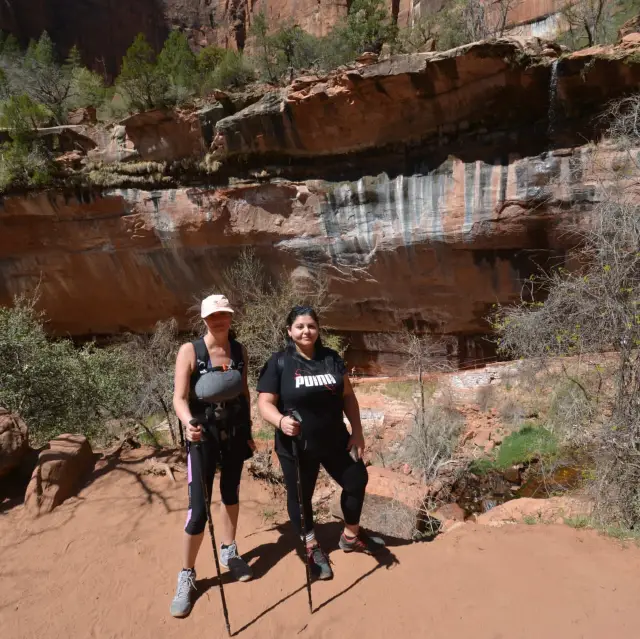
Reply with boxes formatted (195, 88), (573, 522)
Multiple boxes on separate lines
(257, 347), (348, 455)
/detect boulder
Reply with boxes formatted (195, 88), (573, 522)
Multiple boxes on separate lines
(365, 466), (429, 508)
(619, 15), (640, 39)
(434, 502), (466, 523)
(24, 434), (94, 516)
(330, 492), (432, 541)
(476, 496), (592, 527)
(622, 33), (640, 47)
(119, 104), (228, 163)
(67, 107), (97, 125)
(503, 466), (521, 483)
(0, 408), (29, 478)
(329, 466), (438, 540)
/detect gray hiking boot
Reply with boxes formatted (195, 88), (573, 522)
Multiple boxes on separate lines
(307, 544), (333, 580)
(339, 529), (386, 555)
(170, 568), (197, 618)
(220, 541), (253, 582)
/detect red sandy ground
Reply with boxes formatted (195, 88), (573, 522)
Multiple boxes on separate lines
(2, 446), (640, 639)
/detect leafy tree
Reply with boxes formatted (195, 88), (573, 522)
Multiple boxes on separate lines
(250, 13), (322, 83)
(157, 30), (198, 104)
(196, 45), (226, 92)
(0, 31), (20, 57)
(0, 138), (54, 192)
(338, 0), (396, 56)
(69, 66), (107, 109)
(271, 24), (320, 81)
(66, 44), (83, 70)
(250, 12), (279, 83)
(0, 94), (50, 137)
(16, 32), (74, 123)
(116, 33), (167, 111)
(0, 94), (54, 192)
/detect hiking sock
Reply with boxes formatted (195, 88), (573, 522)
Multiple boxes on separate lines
(302, 530), (316, 546)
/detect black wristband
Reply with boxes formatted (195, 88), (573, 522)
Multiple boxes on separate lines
(278, 415), (285, 430)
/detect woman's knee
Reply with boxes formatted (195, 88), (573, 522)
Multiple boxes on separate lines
(219, 451), (244, 505)
(184, 509), (207, 535)
(344, 461), (368, 494)
(220, 481), (240, 506)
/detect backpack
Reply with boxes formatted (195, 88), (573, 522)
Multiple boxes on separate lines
(192, 338), (245, 403)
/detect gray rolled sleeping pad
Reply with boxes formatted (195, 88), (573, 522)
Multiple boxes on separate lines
(195, 368), (244, 403)
(192, 337), (245, 403)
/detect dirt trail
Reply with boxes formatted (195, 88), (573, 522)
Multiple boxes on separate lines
(2, 447), (640, 639)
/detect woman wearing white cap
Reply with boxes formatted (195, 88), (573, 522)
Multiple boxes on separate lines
(169, 294), (255, 618)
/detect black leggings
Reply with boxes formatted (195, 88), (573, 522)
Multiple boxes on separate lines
(277, 446), (368, 535)
(184, 439), (245, 536)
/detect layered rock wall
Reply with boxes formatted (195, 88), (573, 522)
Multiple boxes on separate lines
(0, 144), (629, 369)
(1, 38), (640, 370)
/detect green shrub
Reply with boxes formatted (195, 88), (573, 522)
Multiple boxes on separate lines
(564, 514), (591, 529)
(0, 139), (54, 193)
(0, 297), (139, 445)
(469, 457), (496, 476)
(495, 424), (558, 470)
(205, 50), (256, 91)
(546, 378), (593, 440)
(0, 94), (51, 134)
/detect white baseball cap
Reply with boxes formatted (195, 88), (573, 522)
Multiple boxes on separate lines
(201, 294), (235, 318)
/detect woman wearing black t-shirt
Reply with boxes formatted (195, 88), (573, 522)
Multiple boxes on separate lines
(257, 305), (384, 580)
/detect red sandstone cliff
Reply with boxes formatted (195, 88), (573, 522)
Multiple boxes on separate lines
(1, 37), (639, 369)
(0, 0), (568, 76)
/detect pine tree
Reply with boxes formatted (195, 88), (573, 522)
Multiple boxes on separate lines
(157, 30), (197, 103)
(117, 33), (167, 111)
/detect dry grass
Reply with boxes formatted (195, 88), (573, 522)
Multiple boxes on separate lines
(401, 403), (464, 482)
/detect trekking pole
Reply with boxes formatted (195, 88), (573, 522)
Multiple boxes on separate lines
(289, 410), (313, 614)
(190, 418), (231, 636)
(178, 421), (185, 448)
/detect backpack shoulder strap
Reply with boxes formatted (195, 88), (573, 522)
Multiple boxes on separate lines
(276, 351), (285, 377)
(229, 338), (244, 371)
(192, 338), (209, 373)
(319, 346), (335, 373)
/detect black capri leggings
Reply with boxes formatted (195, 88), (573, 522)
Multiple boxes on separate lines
(184, 438), (245, 536)
(277, 446), (368, 536)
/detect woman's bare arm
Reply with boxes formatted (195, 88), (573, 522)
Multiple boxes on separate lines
(258, 393), (300, 437)
(173, 343), (200, 441)
(343, 375), (365, 455)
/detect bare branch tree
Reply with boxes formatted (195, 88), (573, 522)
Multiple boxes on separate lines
(125, 319), (182, 446)
(207, 249), (341, 384)
(560, 0), (616, 48)
(493, 92), (640, 527)
(389, 330), (462, 482)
